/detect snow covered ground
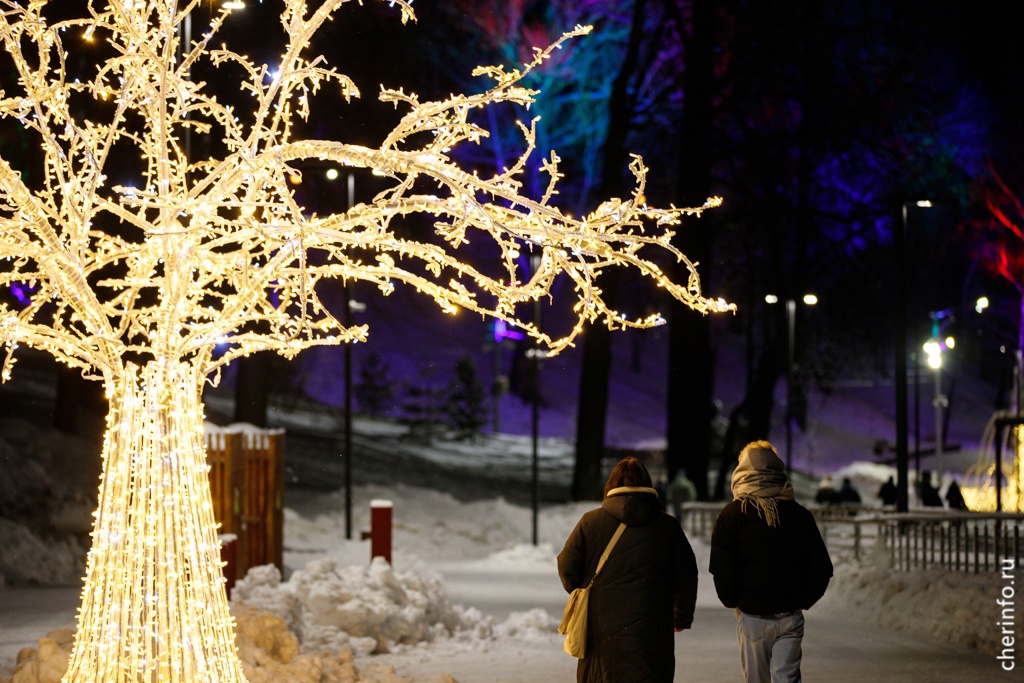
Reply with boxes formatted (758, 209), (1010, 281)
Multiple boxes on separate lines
(1, 477), (1021, 682)
(1, 323), (1022, 681)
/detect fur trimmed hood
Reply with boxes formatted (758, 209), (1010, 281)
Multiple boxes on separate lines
(603, 486), (660, 526)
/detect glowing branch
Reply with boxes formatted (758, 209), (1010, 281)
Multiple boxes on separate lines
(0, 1), (732, 681)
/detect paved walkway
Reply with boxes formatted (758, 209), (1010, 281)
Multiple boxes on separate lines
(433, 564), (1019, 683)
(1, 576), (1017, 682)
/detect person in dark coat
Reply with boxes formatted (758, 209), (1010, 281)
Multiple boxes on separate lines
(558, 457), (698, 683)
(945, 480), (968, 511)
(710, 441), (833, 683)
(877, 476), (898, 506)
(919, 471), (943, 507)
(813, 475), (842, 505)
(838, 477), (862, 504)
(666, 469), (698, 523)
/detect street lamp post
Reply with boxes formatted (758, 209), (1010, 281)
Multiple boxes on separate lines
(344, 172), (355, 539)
(529, 252), (542, 546)
(785, 298), (796, 474)
(767, 293), (817, 474)
(924, 311), (955, 477)
(913, 350), (922, 482)
(896, 200), (932, 512)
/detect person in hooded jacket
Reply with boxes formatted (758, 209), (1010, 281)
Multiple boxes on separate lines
(557, 457), (698, 683)
(710, 440), (833, 683)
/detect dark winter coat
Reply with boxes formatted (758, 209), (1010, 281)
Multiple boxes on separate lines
(557, 487), (698, 683)
(709, 498), (832, 615)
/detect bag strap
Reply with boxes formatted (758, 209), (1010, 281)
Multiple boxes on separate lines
(587, 522), (627, 588)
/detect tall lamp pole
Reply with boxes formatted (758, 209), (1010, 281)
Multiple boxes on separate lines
(896, 200), (932, 512)
(924, 312), (954, 476)
(767, 293), (817, 474)
(785, 298), (796, 473)
(913, 350), (922, 482)
(529, 253), (542, 546)
(344, 172), (355, 539)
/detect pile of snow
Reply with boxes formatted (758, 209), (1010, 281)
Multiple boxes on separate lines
(2, 610), (460, 683)
(283, 483), (592, 566)
(0, 418), (97, 588)
(819, 550), (1023, 656)
(0, 521), (86, 587)
(231, 558), (506, 657)
(2, 627), (74, 683)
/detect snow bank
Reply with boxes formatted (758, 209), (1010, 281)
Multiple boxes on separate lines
(231, 558), (502, 657)
(2, 610), (460, 683)
(0, 520), (86, 587)
(283, 483), (594, 566)
(818, 550), (1024, 656)
(0, 418), (97, 588)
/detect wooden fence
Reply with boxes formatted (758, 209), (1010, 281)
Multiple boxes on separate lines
(205, 427), (286, 588)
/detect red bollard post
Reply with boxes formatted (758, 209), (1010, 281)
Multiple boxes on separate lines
(369, 499), (393, 565)
(219, 533), (238, 599)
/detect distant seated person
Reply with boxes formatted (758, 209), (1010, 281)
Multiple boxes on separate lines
(814, 475), (842, 505)
(919, 471), (943, 507)
(838, 477), (862, 505)
(945, 480), (968, 511)
(877, 476), (898, 506)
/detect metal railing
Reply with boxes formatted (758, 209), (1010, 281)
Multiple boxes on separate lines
(680, 502), (1024, 573)
(849, 512), (1023, 572)
(678, 501), (726, 543)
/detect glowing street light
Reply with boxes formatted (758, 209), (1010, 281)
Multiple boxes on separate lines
(923, 338), (942, 369)
(926, 310), (956, 473)
(766, 293), (818, 473)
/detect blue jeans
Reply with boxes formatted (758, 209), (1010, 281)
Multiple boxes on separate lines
(735, 609), (804, 683)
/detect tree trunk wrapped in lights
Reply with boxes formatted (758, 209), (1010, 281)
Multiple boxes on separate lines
(0, 1), (733, 681)
(70, 361), (244, 681)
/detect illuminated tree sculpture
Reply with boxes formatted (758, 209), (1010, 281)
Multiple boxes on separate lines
(0, 1), (731, 681)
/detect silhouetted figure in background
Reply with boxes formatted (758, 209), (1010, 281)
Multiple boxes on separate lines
(814, 475), (842, 505)
(838, 478), (861, 504)
(877, 476), (898, 507)
(919, 471), (943, 507)
(666, 470), (698, 523)
(945, 480), (968, 511)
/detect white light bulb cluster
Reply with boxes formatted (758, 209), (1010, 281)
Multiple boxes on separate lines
(922, 336), (954, 370)
(1, 1), (733, 681)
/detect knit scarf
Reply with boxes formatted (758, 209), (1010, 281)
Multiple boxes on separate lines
(730, 445), (795, 527)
